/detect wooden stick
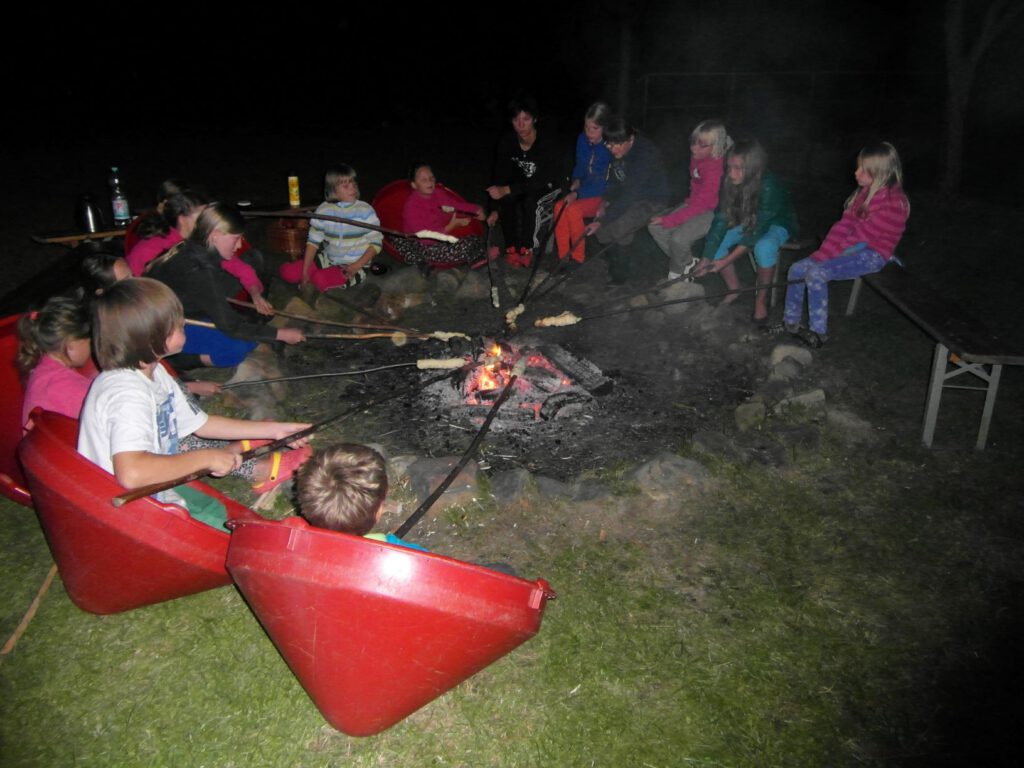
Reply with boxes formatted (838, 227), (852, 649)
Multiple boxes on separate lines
(241, 210), (454, 242)
(1, 565), (58, 655)
(227, 297), (411, 333)
(111, 365), (475, 507)
(221, 362), (418, 389)
(394, 372), (519, 539)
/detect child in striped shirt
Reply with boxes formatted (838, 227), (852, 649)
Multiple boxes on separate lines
(782, 142), (909, 347)
(280, 164), (383, 293)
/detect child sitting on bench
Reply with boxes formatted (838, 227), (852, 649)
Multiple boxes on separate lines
(781, 141), (909, 348)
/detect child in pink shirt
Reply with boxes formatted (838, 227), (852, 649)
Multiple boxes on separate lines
(648, 120), (732, 280)
(17, 294), (96, 433)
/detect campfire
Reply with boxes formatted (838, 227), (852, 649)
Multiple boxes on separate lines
(423, 339), (612, 429)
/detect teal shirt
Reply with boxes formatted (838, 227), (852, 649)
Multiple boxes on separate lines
(703, 171), (797, 259)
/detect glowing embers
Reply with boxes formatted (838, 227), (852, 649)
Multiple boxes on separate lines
(463, 341), (574, 408)
(421, 339), (611, 430)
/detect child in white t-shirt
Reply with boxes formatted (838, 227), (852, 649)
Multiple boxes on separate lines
(78, 278), (311, 510)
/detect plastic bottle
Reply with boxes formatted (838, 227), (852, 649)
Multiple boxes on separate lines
(109, 167), (131, 228)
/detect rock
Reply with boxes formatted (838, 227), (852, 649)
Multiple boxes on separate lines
(827, 407), (878, 446)
(387, 454), (420, 482)
(690, 431), (742, 460)
(454, 270), (491, 301)
(626, 452), (710, 499)
(773, 388), (826, 416)
(326, 282), (381, 310)
(407, 456), (480, 511)
(656, 280), (704, 316)
(769, 358), (803, 382)
(313, 294), (360, 324)
(628, 294), (649, 309)
(735, 400), (766, 431)
(376, 266), (428, 295)
(489, 468), (533, 504)
(770, 344), (812, 367)
(534, 475), (574, 500)
(757, 379), (795, 405)
(268, 296), (317, 329)
(433, 270), (461, 295)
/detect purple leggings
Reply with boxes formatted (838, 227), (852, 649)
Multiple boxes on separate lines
(784, 245), (886, 334)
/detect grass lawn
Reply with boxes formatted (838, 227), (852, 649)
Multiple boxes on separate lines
(3, 419), (1023, 766)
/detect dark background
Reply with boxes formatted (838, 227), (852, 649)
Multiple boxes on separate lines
(1, 1), (1021, 289)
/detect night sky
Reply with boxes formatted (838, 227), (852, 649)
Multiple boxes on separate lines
(3, 2), (1022, 200)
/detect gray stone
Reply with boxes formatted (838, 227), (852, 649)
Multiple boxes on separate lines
(489, 468), (533, 504)
(407, 456), (480, 511)
(454, 270), (491, 301)
(769, 358), (803, 382)
(656, 280), (705, 316)
(433, 270), (461, 295)
(735, 400), (767, 431)
(376, 266), (428, 295)
(387, 454), (420, 481)
(827, 407), (878, 446)
(313, 294), (360, 324)
(626, 452), (710, 499)
(770, 344), (812, 368)
(628, 294), (650, 309)
(773, 389), (827, 416)
(534, 475), (574, 500)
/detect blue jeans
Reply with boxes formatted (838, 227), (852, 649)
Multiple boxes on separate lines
(183, 324), (258, 367)
(712, 224), (789, 268)
(784, 244), (886, 334)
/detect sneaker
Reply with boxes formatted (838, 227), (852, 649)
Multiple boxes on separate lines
(667, 271), (682, 281)
(795, 327), (828, 348)
(681, 257), (700, 277)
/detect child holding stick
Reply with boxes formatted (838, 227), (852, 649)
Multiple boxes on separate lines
(78, 278), (312, 511)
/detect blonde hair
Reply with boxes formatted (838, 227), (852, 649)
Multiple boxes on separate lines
(848, 141), (905, 214)
(691, 119), (733, 159)
(91, 278), (183, 370)
(297, 444), (388, 535)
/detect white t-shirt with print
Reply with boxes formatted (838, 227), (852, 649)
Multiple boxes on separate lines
(78, 365), (208, 505)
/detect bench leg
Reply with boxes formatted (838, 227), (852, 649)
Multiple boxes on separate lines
(976, 363), (1002, 451)
(922, 342), (947, 448)
(845, 277), (863, 317)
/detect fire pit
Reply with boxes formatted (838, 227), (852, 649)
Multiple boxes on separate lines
(421, 338), (612, 431)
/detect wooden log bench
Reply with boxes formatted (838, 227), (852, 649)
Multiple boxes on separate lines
(846, 266), (1024, 450)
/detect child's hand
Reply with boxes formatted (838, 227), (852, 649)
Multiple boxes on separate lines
(206, 448), (242, 477)
(584, 221), (601, 236)
(486, 211), (499, 227)
(564, 191), (578, 205)
(691, 258), (713, 277)
(271, 423), (313, 447)
(650, 215), (664, 226)
(186, 380), (222, 397)
(251, 294), (275, 316)
(486, 185), (511, 200)
(451, 216), (471, 229)
(276, 328), (306, 345)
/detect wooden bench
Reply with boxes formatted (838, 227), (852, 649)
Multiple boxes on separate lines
(846, 266), (1024, 449)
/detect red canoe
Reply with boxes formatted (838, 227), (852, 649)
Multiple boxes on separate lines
(0, 315), (31, 505)
(372, 180), (484, 268)
(17, 409), (262, 614)
(226, 516), (556, 736)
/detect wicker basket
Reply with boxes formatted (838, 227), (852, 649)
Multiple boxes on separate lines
(267, 217), (310, 260)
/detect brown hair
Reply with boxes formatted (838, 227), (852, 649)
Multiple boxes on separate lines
(721, 138), (767, 232)
(92, 278), (183, 370)
(16, 293), (91, 375)
(297, 444), (388, 535)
